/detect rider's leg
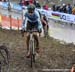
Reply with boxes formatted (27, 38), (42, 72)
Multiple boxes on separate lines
(33, 34), (39, 53)
(26, 21), (31, 58)
(26, 34), (30, 52)
(34, 21), (40, 53)
(26, 33), (31, 58)
(43, 24), (46, 37)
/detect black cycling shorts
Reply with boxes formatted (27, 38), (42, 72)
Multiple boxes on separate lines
(26, 21), (39, 30)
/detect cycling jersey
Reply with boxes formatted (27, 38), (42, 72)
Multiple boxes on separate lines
(22, 9), (43, 30)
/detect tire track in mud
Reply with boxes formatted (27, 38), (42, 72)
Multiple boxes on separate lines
(0, 30), (75, 72)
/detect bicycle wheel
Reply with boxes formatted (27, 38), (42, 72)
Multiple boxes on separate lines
(32, 38), (36, 63)
(29, 37), (35, 67)
(0, 45), (9, 72)
(29, 39), (33, 67)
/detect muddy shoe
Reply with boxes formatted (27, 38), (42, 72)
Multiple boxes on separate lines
(26, 52), (30, 58)
(36, 48), (40, 53)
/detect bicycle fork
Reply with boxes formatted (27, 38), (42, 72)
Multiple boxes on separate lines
(30, 34), (35, 55)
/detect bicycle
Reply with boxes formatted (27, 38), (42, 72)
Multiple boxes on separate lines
(26, 29), (39, 67)
(0, 45), (9, 72)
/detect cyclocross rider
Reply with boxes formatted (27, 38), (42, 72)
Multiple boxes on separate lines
(41, 13), (48, 37)
(22, 4), (43, 58)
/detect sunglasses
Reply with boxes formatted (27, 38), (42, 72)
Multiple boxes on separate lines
(28, 10), (34, 13)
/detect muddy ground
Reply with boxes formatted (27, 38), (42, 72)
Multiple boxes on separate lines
(0, 1), (75, 72)
(0, 29), (75, 72)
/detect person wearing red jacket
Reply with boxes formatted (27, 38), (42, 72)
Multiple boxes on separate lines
(43, 4), (49, 10)
(29, 0), (34, 4)
(20, 0), (35, 6)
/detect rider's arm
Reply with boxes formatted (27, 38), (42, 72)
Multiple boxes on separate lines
(35, 11), (43, 29)
(22, 10), (28, 30)
(22, 17), (28, 29)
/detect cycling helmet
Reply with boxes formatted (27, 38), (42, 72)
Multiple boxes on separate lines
(27, 4), (35, 13)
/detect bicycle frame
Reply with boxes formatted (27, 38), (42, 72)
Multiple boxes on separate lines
(27, 30), (38, 67)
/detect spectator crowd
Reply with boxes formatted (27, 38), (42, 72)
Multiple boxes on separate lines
(19, 0), (41, 8)
(52, 3), (75, 15)
(0, 0), (75, 15)
(20, 0), (75, 15)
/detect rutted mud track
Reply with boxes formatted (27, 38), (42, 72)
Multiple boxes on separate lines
(0, 29), (75, 72)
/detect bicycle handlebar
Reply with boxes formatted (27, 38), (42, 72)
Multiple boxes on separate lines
(25, 30), (39, 33)
(21, 29), (41, 37)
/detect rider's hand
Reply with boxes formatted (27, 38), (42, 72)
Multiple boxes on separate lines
(22, 27), (26, 32)
(21, 28), (26, 37)
(38, 28), (42, 33)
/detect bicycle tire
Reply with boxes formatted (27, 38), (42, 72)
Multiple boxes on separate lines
(29, 40), (33, 67)
(0, 45), (9, 72)
(33, 41), (35, 63)
(29, 36), (36, 67)
(33, 38), (37, 62)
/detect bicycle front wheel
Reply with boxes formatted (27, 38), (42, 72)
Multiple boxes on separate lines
(29, 38), (35, 67)
(29, 40), (33, 67)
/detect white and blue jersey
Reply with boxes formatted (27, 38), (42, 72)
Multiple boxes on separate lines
(22, 9), (43, 30)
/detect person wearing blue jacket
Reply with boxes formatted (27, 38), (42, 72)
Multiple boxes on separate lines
(67, 4), (72, 14)
(22, 4), (43, 58)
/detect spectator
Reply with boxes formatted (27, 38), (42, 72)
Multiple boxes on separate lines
(52, 4), (56, 11)
(19, 0), (25, 6)
(33, 0), (36, 5)
(59, 6), (63, 12)
(19, 0), (26, 6)
(62, 4), (67, 13)
(72, 7), (75, 15)
(35, 1), (41, 8)
(24, 0), (30, 6)
(29, 0), (34, 4)
(0, 0), (7, 2)
(19, 0), (30, 6)
(72, 4), (75, 15)
(71, 64), (75, 72)
(56, 5), (60, 12)
(66, 4), (72, 14)
(43, 4), (49, 10)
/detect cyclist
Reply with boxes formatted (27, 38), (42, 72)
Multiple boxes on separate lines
(22, 4), (43, 58)
(41, 13), (48, 37)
